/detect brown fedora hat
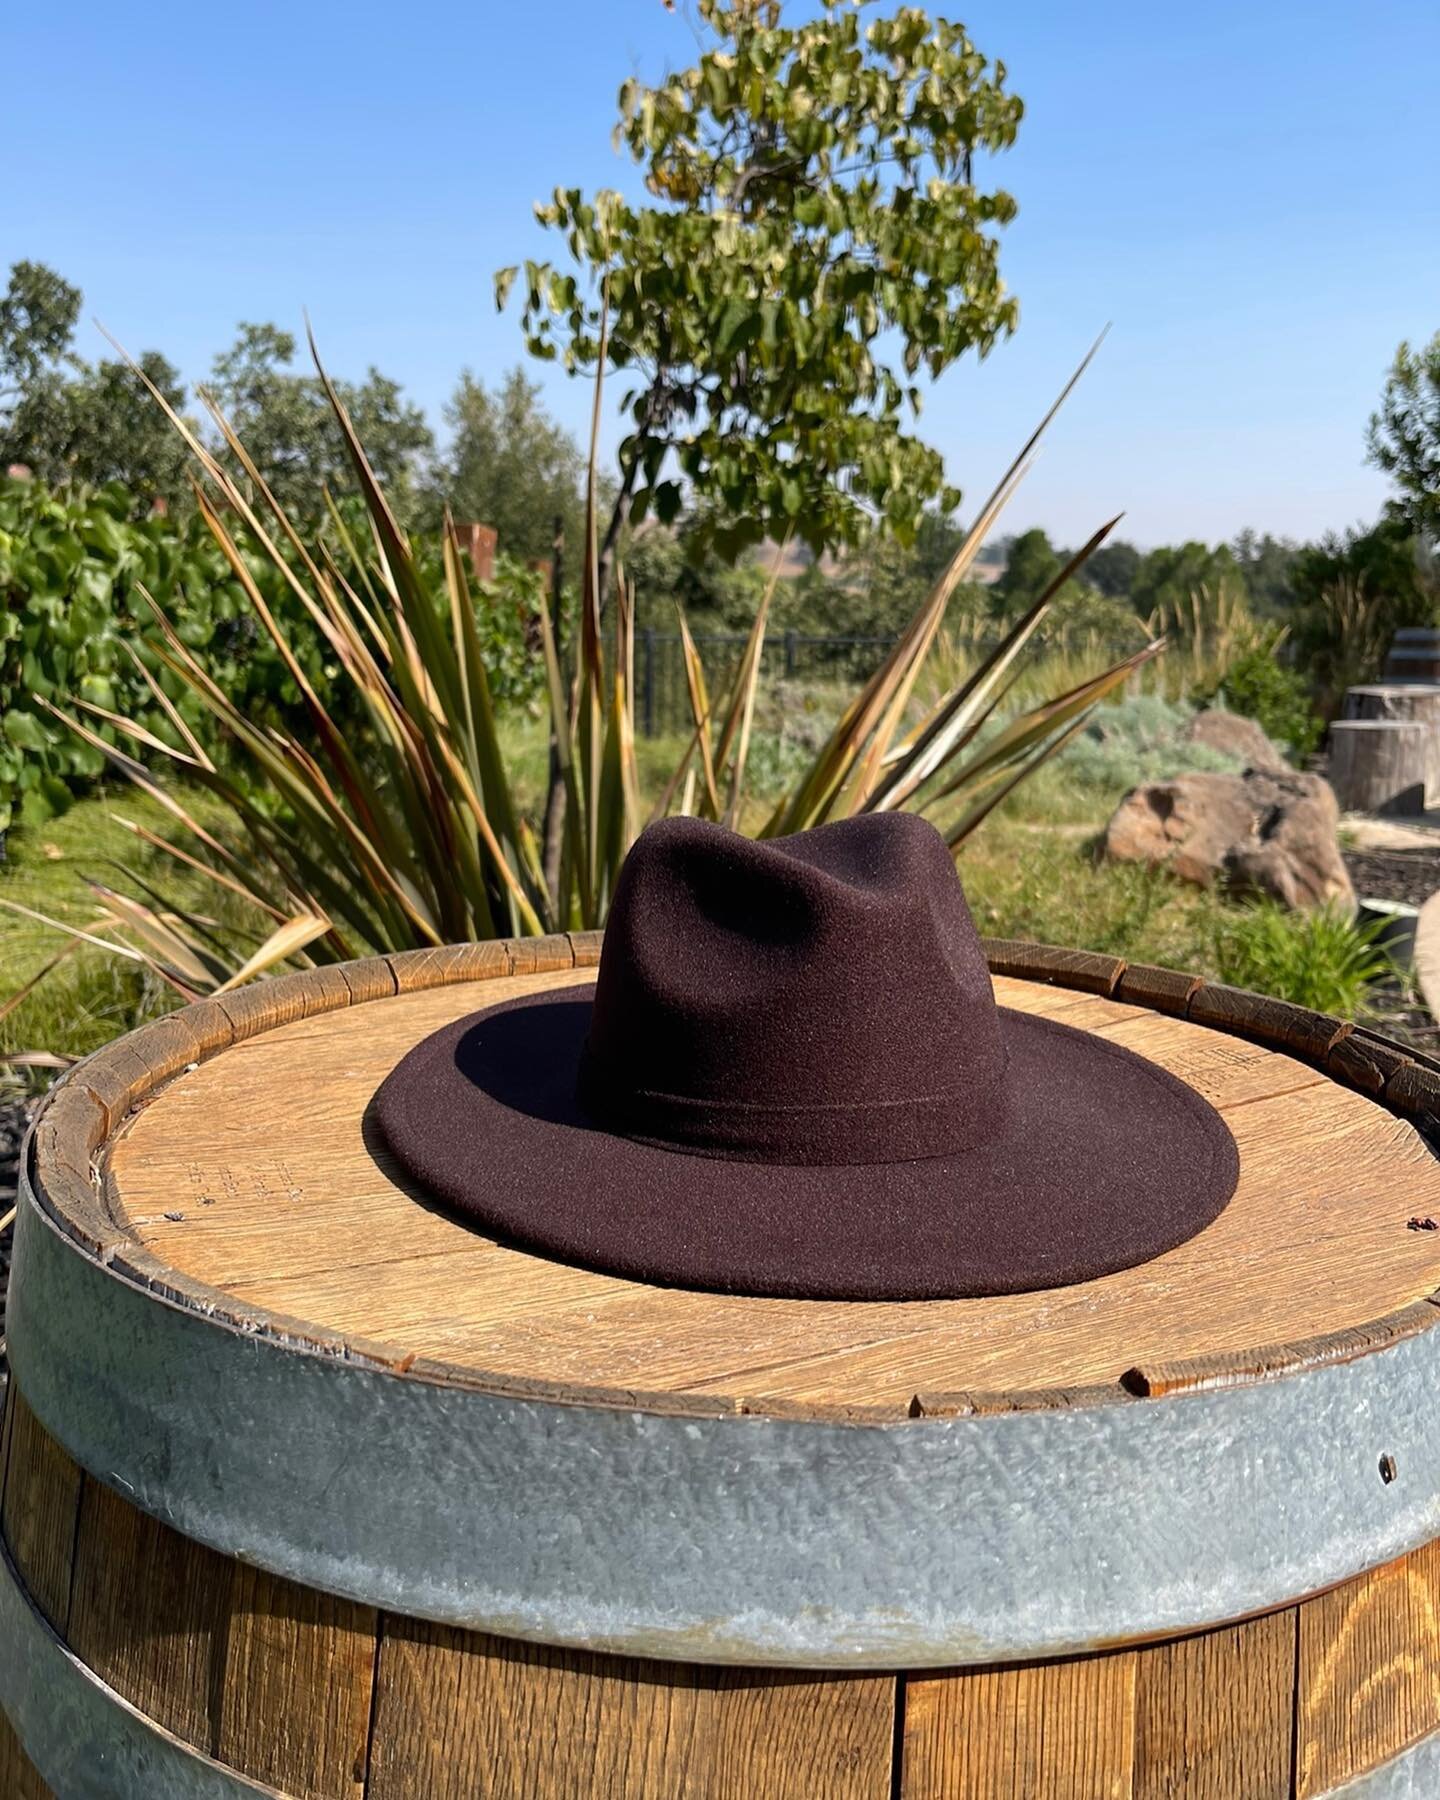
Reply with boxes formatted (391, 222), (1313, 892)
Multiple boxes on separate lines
(375, 813), (1238, 1300)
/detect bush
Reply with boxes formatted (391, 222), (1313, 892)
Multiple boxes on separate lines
(1061, 695), (1246, 796)
(1214, 900), (1393, 1015)
(0, 476), (545, 832)
(1207, 640), (1322, 761)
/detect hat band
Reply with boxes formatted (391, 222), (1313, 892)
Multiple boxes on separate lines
(575, 1043), (1012, 1168)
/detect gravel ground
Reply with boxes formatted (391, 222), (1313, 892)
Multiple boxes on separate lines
(1345, 845), (1440, 909)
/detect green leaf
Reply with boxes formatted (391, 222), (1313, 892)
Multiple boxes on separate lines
(3, 710), (49, 751)
(712, 297), (752, 361)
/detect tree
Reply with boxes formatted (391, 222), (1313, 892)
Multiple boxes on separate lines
(1368, 333), (1440, 541)
(0, 260), (190, 507)
(625, 514), (778, 632)
(499, 0), (1023, 593)
(14, 352), (192, 505)
(0, 261), (81, 421)
(1231, 529), (1299, 617)
(1083, 538), (1141, 600)
(991, 527), (1060, 616)
(1290, 516), (1435, 711)
(438, 367), (587, 562)
(1129, 541), (1242, 627)
(207, 323), (434, 523)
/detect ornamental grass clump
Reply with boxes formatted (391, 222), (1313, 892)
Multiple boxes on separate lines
(1214, 901), (1396, 1018)
(22, 330), (1162, 998)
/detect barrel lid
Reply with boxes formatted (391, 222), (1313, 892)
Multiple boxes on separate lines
(24, 936), (1440, 1421)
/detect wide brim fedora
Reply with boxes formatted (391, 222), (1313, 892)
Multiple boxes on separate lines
(375, 814), (1239, 1302)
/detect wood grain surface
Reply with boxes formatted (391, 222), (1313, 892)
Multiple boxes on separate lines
(94, 965), (1440, 1414)
(366, 1619), (896, 1800)
(1296, 1538), (1440, 1796)
(901, 1653), (1138, 1798)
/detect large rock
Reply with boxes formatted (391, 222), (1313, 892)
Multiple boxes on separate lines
(1181, 707), (1289, 772)
(1104, 768), (1355, 910)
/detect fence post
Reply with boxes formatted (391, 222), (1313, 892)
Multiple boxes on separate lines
(784, 629), (798, 679)
(643, 628), (656, 739)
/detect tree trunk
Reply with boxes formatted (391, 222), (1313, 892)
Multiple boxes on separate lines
(594, 466), (637, 619)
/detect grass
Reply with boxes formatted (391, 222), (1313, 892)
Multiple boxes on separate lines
(0, 785), (237, 1065)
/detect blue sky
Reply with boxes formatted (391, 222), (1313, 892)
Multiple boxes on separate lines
(5, 0), (1437, 548)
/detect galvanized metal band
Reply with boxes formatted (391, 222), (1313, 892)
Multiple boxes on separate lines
(12, 1166), (1440, 1671)
(1324, 1731), (1440, 1797)
(0, 1523), (286, 1800)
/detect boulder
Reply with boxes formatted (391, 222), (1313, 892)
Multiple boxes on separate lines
(1181, 707), (1289, 772)
(1104, 768), (1355, 910)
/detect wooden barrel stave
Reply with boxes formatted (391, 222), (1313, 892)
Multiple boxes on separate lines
(9, 940), (1440, 1796)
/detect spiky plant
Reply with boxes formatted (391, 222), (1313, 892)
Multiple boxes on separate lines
(17, 331), (1161, 998)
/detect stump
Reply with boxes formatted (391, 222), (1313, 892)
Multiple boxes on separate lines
(1329, 716), (1429, 814)
(1342, 683), (1440, 806)
(1383, 626), (1440, 683)
(6, 936), (1440, 1797)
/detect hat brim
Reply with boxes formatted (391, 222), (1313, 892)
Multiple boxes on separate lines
(373, 987), (1239, 1301)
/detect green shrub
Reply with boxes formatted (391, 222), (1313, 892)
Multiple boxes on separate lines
(0, 476), (545, 832)
(1214, 900), (1392, 1016)
(1061, 695), (1245, 795)
(1201, 635), (1322, 761)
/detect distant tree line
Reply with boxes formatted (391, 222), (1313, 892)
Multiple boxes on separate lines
(3, 256), (1436, 717)
(0, 260), (587, 561)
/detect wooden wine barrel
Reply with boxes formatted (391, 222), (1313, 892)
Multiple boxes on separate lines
(1329, 716), (1429, 814)
(6, 935), (1440, 1798)
(1342, 683), (1440, 809)
(1383, 626), (1440, 683)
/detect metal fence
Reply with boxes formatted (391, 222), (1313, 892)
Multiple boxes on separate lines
(636, 629), (896, 737)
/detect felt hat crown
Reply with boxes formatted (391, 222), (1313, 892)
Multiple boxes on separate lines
(377, 813), (1239, 1300)
(577, 812), (1011, 1166)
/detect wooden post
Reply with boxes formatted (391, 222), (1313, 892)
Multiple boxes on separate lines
(454, 523), (497, 586)
(1329, 718), (1429, 815)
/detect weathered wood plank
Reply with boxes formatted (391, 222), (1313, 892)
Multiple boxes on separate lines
(981, 940), (1125, 995)
(1132, 1609), (1295, 1799)
(900, 1653), (1136, 1798)
(100, 970), (1440, 1414)
(0, 1391), (83, 1634)
(217, 1563), (377, 1800)
(65, 1475), (235, 1752)
(1297, 1537), (1440, 1796)
(366, 1617), (895, 1800)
